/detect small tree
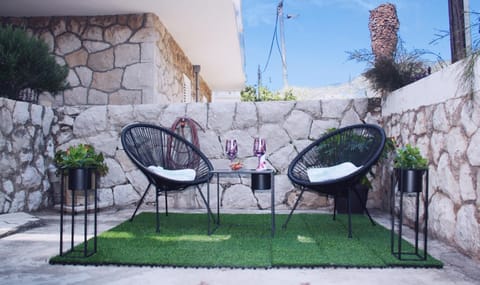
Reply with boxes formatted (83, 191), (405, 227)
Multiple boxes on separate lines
(0, 25), (70, 102)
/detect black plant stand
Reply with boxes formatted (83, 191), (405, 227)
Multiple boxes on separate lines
(59, 169), (98, 257)
(390, 169), (429, 260)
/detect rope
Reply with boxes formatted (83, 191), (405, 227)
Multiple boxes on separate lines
(167, 117), (204, 169)
(170, 117), (203, 148)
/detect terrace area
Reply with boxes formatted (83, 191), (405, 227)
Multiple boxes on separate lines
(1, 0), (480, 284)
(1, 207), (479, 284)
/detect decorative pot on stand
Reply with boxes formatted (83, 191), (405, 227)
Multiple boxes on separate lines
(65, 167), (95, 207)
(396, 168), (426, 193)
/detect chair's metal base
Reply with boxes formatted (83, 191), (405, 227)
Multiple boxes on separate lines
(130, 183), (216, 233)
(282, 186), (375, 238)
(130, 182), (153, 222)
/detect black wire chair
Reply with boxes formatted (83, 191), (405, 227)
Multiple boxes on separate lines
(121, 123), (214, 232)
(284, 124), (386, 238)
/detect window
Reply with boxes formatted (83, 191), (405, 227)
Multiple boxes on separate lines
(182, 74), (192, 103)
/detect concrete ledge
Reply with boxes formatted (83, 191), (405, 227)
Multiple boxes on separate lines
(0, 212), (42, 238)
(383, 57), (480, 116)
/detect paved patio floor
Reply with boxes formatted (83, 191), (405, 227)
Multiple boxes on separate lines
(1, 207), (479, 285)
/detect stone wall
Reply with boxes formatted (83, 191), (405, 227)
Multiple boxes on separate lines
(381, 58), (480, 260)
(0, 98), (55, 213)
(0, 97), (385, 214)
(1, 13), (211, 106)
(49, 98), (381, 212)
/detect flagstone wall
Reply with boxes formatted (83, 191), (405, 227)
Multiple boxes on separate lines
(381, 59), (480, 260)
(50, 98), (382, 212)
(0, 13), (211, 106)
(0, 98), (55, 213)
(1, 97), (384, 214)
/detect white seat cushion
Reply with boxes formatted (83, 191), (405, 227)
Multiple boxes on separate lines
(147, 166), (196, 182)
(307, 162), (361, 183)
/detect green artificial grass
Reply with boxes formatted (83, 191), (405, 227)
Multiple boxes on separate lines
(50, 212), (443, 268)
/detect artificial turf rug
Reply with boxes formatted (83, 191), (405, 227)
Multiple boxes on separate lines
(50, 212), (443, 268)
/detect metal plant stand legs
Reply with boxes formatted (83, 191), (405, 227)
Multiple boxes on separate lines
(59, 171), (97, 257)
(390, 170), (429, 260)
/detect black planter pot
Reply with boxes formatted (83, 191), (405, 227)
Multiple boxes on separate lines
(396, 168), (425, 193)
(336, 184), (369, 214)
(68, 168), (94, 190)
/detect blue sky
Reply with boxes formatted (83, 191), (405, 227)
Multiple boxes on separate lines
(242, 0), (480, 91)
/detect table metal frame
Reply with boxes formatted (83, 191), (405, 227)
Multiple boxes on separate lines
(207, 168), (275, 237)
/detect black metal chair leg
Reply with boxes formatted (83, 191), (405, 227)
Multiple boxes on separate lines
(333, 194), (337, 220)
(352, 187), (376, 226)
(196, 185), (217, 224)
(347, 189), (352, 238)
(130, 182), (152, 221)
(164, 191), (168, 216)
(156, 188), (160, 233)
(283, 189), (305, 229)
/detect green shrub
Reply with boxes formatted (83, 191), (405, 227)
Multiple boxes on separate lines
(363, 56), (428, 93)
(240, 85), (297, 101)
(0, 25), (70, 101)
(394, 144), (428, 169)
(347, 40), (439, 94)
(240, 85), (257, 101)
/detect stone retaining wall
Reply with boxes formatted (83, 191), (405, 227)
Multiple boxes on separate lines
(381, 59), (480, 260)
(1, 97), (382, 214)
(49, 98), (382, 212)
(0, 98), (55, 213)
(1, 13), (211, 106)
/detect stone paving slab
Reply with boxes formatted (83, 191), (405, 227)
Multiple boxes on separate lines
(1, 207), (479, 285)
(0, 212), (42, 238)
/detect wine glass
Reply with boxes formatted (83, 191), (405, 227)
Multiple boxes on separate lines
(253, 138), (266, 170)
(225, 139), (238, 162)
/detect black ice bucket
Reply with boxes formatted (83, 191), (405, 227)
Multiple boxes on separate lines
(251, 173), (271, 190)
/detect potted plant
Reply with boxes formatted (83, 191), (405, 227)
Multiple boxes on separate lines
(54, 144), (108, 191)
(394, 144), (428, 193)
